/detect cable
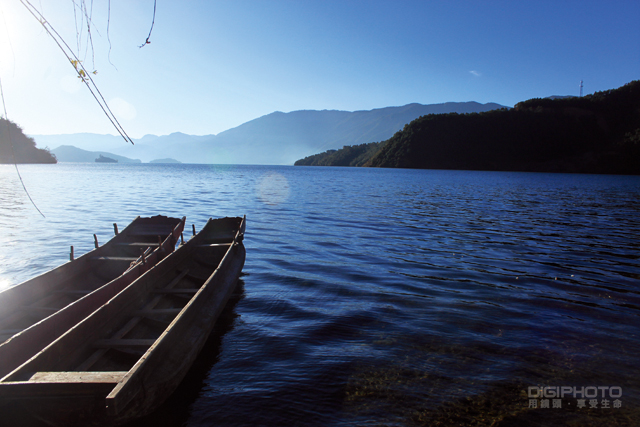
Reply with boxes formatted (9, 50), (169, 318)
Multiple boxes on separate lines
(0, 76), (46, 218)
(19, 0), (135, 145)
(139, 0), (156, 48)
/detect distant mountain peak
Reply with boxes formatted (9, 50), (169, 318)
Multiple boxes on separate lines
(37, 101), (508, 165)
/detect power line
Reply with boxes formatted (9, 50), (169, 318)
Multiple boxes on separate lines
(139, 0), (157, 48)
(0, 76), (46, 218)
(19, 0), (135, 145)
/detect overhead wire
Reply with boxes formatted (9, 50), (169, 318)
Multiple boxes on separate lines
(106, 0), (117, 70)
(0, 76), (46, 218)
(19, 0), (134, 145)
(0, 0), (147, 218)
(139, 0), (156, 48)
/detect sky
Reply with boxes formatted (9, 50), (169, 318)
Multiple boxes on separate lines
(0, 0), (638, 139)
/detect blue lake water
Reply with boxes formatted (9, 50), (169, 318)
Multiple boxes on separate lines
(1, 163), (639, 426)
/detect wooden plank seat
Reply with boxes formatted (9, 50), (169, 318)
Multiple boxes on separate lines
(151, 289), (200, 294)
(114, 242), (160, 247)
(21, 306), (59, 313)
(54, 290), (93, 295)
(89, 256), (140, 262)
(30, 371), (127, 383)
(93, 339), (156, 349)
(173, 267), (208, 283)
(193, 257), (218, 268)
(133, 309), (182, 316)
(128, 227), (175, 237)
(184, 271), (209, 283)
(0, 372), (127, 398)
(75, 269), (192, 372)
(0, 216), (246, 424)
(0, 215), (185, 383)
(140, 316), (171, 329)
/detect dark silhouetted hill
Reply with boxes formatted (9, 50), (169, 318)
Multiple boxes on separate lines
(0, 119), (56, 164)
(297, 81), (640, 174)
(294, 142), (384, 166)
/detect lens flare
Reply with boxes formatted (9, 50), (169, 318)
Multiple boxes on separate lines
(256, 172), (290, 205)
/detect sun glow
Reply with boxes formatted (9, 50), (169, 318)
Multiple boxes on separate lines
(0, 277), (12, 292)
(256, 172), (290, 206)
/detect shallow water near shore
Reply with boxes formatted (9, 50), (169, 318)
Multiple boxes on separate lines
(1, 163), (639, 426)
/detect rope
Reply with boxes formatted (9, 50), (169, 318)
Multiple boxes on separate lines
(0, 76), (46, 218)
(19, 0), (135, 145)
(139, 0), (156, 48)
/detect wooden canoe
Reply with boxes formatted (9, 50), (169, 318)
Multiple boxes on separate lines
(0, 216), (246, 426)
(0, 215), (185, 379)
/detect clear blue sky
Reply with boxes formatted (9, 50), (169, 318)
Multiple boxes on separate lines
(1, 0), (638, 139)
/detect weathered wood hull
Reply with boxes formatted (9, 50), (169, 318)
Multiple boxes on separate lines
(0, 215), (185, 378)
(0, 216), (246, 426)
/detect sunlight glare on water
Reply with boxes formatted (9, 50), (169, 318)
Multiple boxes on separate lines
(1, 164), (639, 426)
(256, 171), (290, 205)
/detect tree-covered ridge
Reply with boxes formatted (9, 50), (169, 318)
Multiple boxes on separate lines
(296, 80), (640, 174)
(294, 142), (383, 166)
(0, 119), (56, 164)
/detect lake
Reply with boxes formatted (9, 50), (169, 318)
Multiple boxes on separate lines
(1, 163), (639, 426)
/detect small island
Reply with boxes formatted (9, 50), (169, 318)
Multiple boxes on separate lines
(0, 118), (56, 164)
(95, 154), (117, 163)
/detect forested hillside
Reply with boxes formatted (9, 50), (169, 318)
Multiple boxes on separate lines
(0, 119), (56, 164)
(297, 80), (640, 174)
(295, 142), (383, 166)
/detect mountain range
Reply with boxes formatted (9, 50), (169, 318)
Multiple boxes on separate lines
(34, 102), (507, 165)
(50, 145), (142, 163)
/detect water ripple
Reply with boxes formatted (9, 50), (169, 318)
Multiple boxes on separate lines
(1, 165), (639, 426)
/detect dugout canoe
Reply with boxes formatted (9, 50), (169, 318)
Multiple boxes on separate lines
(0, 215), (185, 379)
(0, 216), (246, 426)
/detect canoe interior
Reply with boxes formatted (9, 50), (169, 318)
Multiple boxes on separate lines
(77, 244), (231, 374)
(0, 215), (185, 379)
(0, 215), (184, 337)
(0, 216), (245, 425)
